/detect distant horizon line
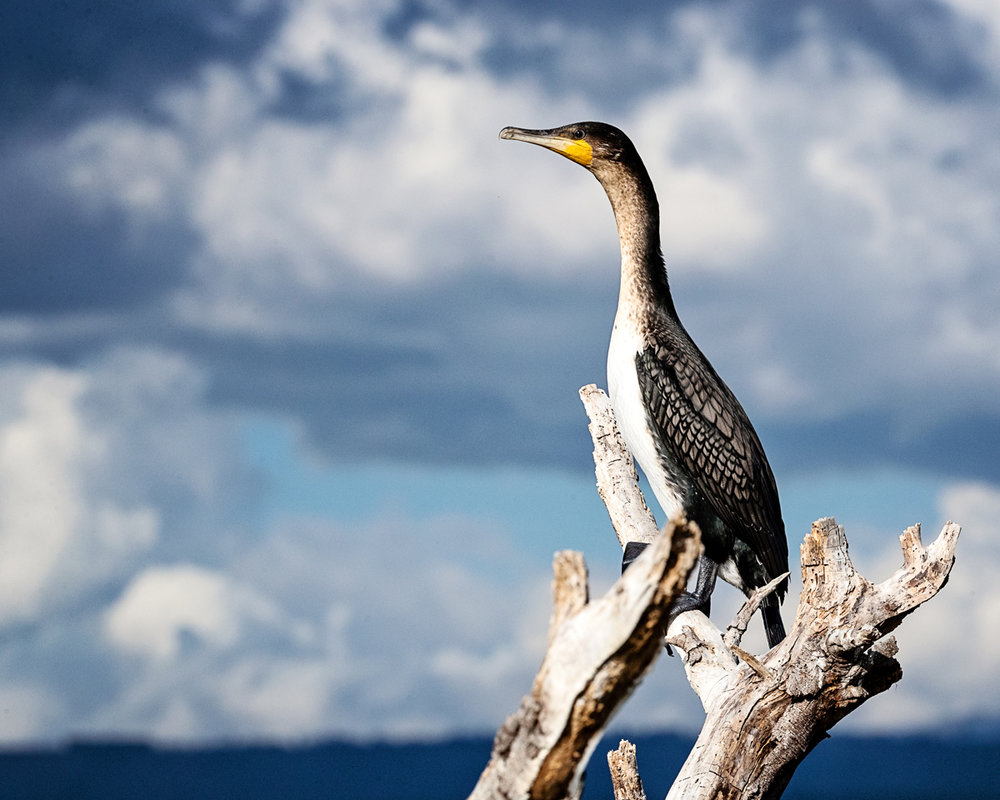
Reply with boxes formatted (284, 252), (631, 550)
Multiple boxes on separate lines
(5, 719), (1000, 754)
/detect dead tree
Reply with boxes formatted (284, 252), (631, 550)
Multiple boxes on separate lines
(467, 385), (960, 800)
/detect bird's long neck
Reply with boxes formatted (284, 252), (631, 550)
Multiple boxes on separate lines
(596, 161), (675, 318)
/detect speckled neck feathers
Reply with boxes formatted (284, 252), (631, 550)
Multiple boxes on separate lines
(589, 159), (674, 320)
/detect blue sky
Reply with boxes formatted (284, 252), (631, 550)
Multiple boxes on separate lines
(1, 0), (999, 744)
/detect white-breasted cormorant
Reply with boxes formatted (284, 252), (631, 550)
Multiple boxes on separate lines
(500, 121), (788, 648)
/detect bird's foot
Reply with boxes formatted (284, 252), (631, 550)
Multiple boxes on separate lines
(660, 592), (712, 657)
(667, 590), (711, 620)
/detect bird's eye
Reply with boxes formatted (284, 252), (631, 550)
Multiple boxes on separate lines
(573, 129), (585, 140)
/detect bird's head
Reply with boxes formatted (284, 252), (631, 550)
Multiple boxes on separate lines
(499, 122), (639, 174)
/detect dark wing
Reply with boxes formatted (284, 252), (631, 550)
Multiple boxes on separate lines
(635, 337), (788, 581)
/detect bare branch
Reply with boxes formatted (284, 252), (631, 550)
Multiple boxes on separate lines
(580, 384), (659, 549)
(608, 740), (647, 800)
(724, 572), (791, 650)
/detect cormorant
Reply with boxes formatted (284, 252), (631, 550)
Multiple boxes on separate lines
(500, 121), (788, 648)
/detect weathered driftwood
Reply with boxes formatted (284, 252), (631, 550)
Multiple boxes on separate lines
(467, 384), (960, 800)
(608, 739), (648, 800)
(663, 516), (959, 800)
(468, 517), (700, 800)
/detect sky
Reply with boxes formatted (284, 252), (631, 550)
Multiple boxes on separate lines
(1, 0), (999, 745)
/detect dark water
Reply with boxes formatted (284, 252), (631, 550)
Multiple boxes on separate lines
(0, 732), (997, 799)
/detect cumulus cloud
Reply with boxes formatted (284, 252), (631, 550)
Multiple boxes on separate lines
(104, 564), (282, 661)
(0, 346), (550, 744)
(839, 481), (1000, 731)
(0, 346), (259, 626)
(0, 364), (158, 626)
(0, 346), (570, 742)
(1, 0), (999, 745)
(80, 512), (554, 742)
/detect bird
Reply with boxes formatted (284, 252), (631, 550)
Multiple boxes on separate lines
(499, 121), (788, 648)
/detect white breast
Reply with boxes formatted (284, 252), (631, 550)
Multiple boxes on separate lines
(607, 311), (685, 521)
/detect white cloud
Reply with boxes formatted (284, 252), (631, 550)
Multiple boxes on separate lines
(0, 346), (257, 634)
(104, 564), (281, 660)
(0, 365), (159, 626)
(842, 481), (1000, 731)
(60, 116), (189, 228)
(215, 656), (341, 737)
(75, 511), (554, 742)
(0, 369), (88, 622)
(230, 514), (551, 738)
(265, 0), (409, 92)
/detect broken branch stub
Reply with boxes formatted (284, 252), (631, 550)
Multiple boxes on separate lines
(608, 740), (648, 800)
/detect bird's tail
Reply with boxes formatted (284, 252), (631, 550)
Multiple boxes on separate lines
(761, 591), (787, 649)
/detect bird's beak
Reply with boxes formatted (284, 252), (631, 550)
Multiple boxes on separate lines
(499, 126), (593, 166)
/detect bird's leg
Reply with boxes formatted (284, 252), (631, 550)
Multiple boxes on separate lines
(621, 544), (717, 617)
(667, 554), (717, 620)
(622, 546), (718, 653)
(621, 541), (649, 572)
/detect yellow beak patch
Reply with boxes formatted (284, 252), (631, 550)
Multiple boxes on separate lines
(499, 127), (593, 167)
(560, 139), (593, 166)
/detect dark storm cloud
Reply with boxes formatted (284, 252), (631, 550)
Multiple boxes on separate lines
(0, 0), (279, 317)
(742, 0), (987, 95)
(765, 412), (1000, 484)
(181, 268), (1000, 483)
(194, 272), (615, 467)
(0, 0), (285, 129)
(0, 156), (195, 314)
(479, 0), (988, 99)
(10, 255), (995, 483)
(1, 0), (983, 131)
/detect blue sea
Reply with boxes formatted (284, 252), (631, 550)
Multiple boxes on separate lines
(1, 731), (997, 799)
